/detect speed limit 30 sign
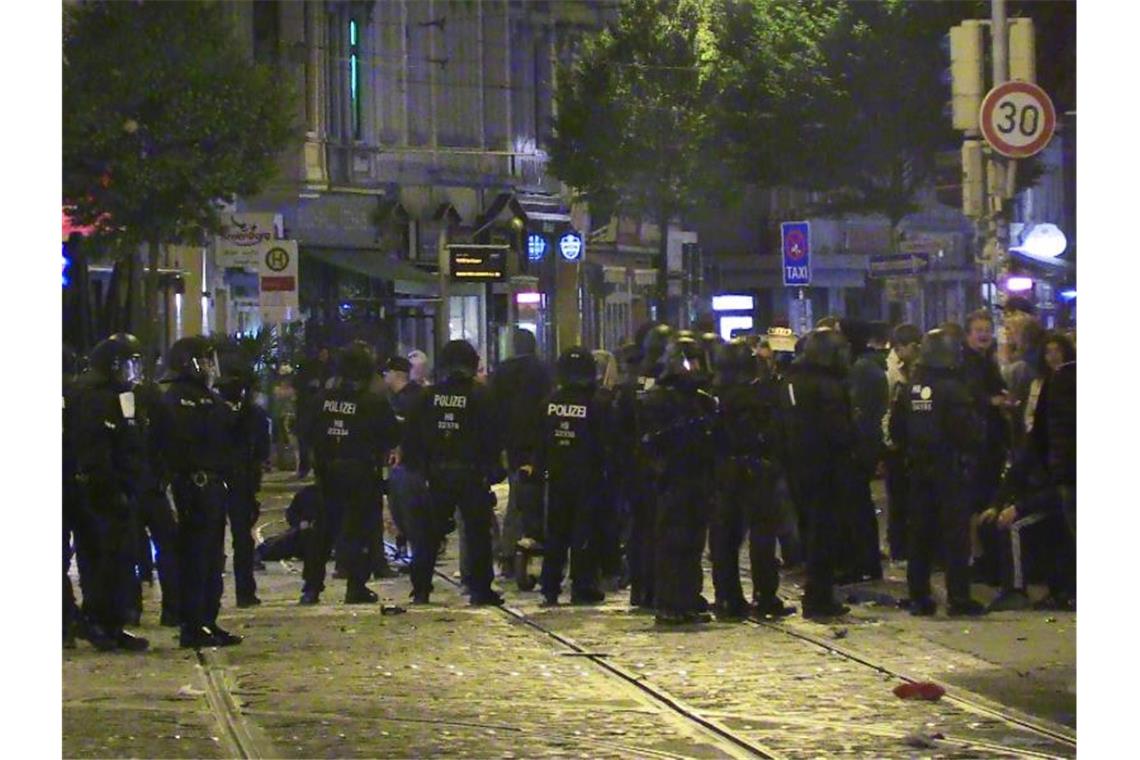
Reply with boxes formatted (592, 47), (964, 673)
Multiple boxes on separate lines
(979, 81), (1057, 159)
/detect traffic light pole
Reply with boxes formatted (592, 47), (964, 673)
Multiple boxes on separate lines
(987, 0), (1010, 315)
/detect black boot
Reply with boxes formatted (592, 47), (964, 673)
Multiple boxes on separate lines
(345, 586), (379, 604)
(115, 629), (150, 652)
(179, 625), (218, 649)
(206, 624), (243, 646)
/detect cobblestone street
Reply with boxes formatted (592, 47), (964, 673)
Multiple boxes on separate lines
(62, 473), (1075, 758)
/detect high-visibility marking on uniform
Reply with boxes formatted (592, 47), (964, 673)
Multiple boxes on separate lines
(322, 399), (357, 415)
(787, 383), (796, 407)
(433, 394), (468, 409)
(548, 403), (587, 419)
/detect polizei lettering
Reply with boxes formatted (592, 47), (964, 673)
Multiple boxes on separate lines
(433, 394), (468, 409)
(548, 403), (587, 419)
(322, 399), (357, 415)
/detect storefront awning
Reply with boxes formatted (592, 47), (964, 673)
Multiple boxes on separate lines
(302, 247), (438, 294)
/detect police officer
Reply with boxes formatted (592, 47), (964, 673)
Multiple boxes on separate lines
(300, 342), (399, 605)
(710, 339), (796, 620)
(639, 333), (718, 625)
(402, 340), (504, 605)
(621, 323), (672, 610)
(130, 374), (182, 627)
(530, 347), (609, 606)
(215, 343), (268, 608)
(68, 334), (149, 651)
(152, 336), (242, 648)
(776, 328), (855, 619)
(890, 329), (986, 616)
(63, 345), (83, 647)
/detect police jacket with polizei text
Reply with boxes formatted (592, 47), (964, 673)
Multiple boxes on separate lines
(713, 379), (778, 461)
(311, 378), (400, 469)
(151, 377), (236, 477)
(636, 378), (718, 478)
(401, 377), (501, 479)
(889, 366), (981, 470)
(533, 385), (610, 486)
(774, 363), (856, 476)
(67, 372), (147, 498)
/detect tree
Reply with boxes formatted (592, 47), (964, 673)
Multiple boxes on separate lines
(549, 0), (721, 321)
(63, 1), (297, 366)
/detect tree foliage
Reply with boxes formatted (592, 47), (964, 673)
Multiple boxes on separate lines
(63, 0), (298, 245)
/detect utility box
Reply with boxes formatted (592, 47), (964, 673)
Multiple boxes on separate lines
(950, 20), (985, 131)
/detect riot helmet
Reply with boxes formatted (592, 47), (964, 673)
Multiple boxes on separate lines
(640, 323), (673, 377)
(336, 341), (376, 389)
(214, 341), (256, 401)
(437, 339), (480, 383)
(918, 328), (962, 370)
(88, 332), (144, 390)
(658, 333), (706, 383)
(557, 346), (597, 389)
(715, 338), (759, 385)
(800, 328), (851, 375)
(165, 335), (218, 386)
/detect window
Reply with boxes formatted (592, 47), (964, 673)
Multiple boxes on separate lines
(253, 1), (280, 64)
(349, 19), (361, 140)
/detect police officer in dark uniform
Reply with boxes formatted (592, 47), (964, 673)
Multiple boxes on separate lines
(710, 339), (796, 621)
(402, 340), (504, 605)
(63, 345), (82, 647)
(69, 333), (149, 651)
(152, 336), (242, 648)
(776, 328), (855, 619)
(215, 343), (268, 608)
(130, 376), (182, 627)
(890, 329), (987, 616)
(530, 347), (609, 607)
(639, 333), (718, 625)
(620, 323), (672, 610)
(300, 342), (400, 605)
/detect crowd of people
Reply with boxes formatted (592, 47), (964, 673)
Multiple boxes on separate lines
(62, 304), (1076, 650)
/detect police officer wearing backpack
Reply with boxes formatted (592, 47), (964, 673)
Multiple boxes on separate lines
(402, 340), (504, 605)
(776, 328), (856, 619)
(68, 333), (150, 651)
(890, 329), (987, 616)
(529, 347), (609, 607)
(300, 342), (399, 605)
(152, 336), (242, 648)
(710, 339), (796, 621)
(639, 333), (718, 625)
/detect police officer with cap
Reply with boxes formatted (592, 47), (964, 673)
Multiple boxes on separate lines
(890, 329), (986, 616)
(300, 341), (399, 605)
(402, 340), (504, 605)
(639, 332), (718, 625)
(776, 327), (856, 619)
(152, 336), (242, 648)
(68, 333), (149, 651)
(529, 347), (609, 607)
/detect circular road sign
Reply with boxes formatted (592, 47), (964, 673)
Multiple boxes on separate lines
(979, 81), (1057, 159)
(265, 246), (290, 272)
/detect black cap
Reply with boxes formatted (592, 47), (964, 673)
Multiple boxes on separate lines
(383, 356), (412, 374)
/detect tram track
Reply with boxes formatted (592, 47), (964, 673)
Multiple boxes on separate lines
(195, 647), (274, 759)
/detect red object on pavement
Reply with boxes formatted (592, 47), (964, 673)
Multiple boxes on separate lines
(893, 682), (946, 701)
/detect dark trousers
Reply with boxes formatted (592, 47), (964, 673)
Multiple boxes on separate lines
(410, 472), (494, 598)
(884, 449), (910, 560)
(995, 485), (1076, 598)
(257, 526), (309, 561)
(711, 458), (781, 607)
(136, 487), (181, 615)
(171, 476), (227, 629)
(224, 470), (258, 601)
(592, 478), (623, 580)
(653, 476), (708, 615)
(540, 479), (599, 598)
(388, 464), (428, 547)
(790, 469), (840, 610)
(74, 484), (136, 631)
(304, 460), (377, 595)
(907, 466), (972, 604)
(839, 463), (882, 580)
(626, 471), (657, 607)
(63, 481), (81, 631)
(297, 436), (312, 475)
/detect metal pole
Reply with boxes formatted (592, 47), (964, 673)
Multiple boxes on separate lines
(990, 0), (1010, 317)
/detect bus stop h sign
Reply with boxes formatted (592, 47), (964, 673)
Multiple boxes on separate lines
(980, 81), (1056, 159)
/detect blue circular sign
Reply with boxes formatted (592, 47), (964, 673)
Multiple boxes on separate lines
(527, 233), (547, 262)
(558, 231), (584, 262)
